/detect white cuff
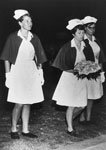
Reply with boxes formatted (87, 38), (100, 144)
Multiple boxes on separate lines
(5, 72), (10, 78)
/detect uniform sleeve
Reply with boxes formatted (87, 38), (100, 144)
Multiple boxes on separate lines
(0, 36), (12, 62)
(99, 48), (106, 64)
(36, 38), (47, 64)
(52, 42), (74, 71)
(96, 39), (106, 64)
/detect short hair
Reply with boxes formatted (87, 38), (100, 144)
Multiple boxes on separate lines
(17, 14), (32, 22)
(84, 22), (96, 27)
(71, 25), (84, 34)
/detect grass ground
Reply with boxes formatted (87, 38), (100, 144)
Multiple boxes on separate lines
(0, 95), (106, 150)
(0, 65), (106, 149)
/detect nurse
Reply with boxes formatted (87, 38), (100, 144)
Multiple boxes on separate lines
(0, 9), (47, 139)
(52, 19), (88, 136)
(79, 16), (106, 123)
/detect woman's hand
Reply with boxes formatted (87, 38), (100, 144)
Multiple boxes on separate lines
(100, 72), (105, 83)
(5, 72), (11, 88)
(38, 68), (44, 85)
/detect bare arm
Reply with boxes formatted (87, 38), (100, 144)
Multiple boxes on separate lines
(4, 61), (10, 73)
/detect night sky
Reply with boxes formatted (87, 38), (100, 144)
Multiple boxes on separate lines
(0, 0), (106, 50)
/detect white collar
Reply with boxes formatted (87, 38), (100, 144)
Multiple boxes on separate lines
(71, 38), (85, 48)
(84, 34), (96, 42)
(17, 30), (33, 41)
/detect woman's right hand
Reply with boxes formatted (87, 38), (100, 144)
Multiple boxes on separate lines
(5, 72), (11, 88)
(38, 69), (45, 85)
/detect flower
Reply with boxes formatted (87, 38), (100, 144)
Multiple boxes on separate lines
(73, 60), (101, 80)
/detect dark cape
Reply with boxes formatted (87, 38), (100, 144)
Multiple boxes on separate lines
(52, 40), (106, 71)
(84, 38), (106, 64)
(0, 32), (47, 65)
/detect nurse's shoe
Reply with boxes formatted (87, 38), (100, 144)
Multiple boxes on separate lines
(22, 132), (38, 138)
(67, 130), (77, 136)
(10, 131), (20, 139)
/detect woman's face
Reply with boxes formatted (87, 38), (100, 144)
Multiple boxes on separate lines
(19, 15), (33, 31)
(73, 29), (85, 42)
(85, 23), (96, 36)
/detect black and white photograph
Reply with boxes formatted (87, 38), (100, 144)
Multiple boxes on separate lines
(0, 0), (106, 149)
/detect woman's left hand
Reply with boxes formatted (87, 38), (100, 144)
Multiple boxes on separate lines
(38, 69), (45, 85)
(100, 72), (105, 83)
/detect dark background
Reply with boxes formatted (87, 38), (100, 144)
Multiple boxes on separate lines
(0, 0), (106, 104)
(0, 0), (106, 49)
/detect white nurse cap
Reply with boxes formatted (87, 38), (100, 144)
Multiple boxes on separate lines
(13, 9), (29, 20)
(82, 16), (97, 24)
(66, 19), (83, 30)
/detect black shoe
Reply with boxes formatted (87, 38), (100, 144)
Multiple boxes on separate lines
(79, 120), (91, 125)
(79, 120), (86, 124)
(67, 130), (77, 136)
(86, 120), (92, 125)
(10, 132), (20, 139)
(22, 132), (38, 138)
